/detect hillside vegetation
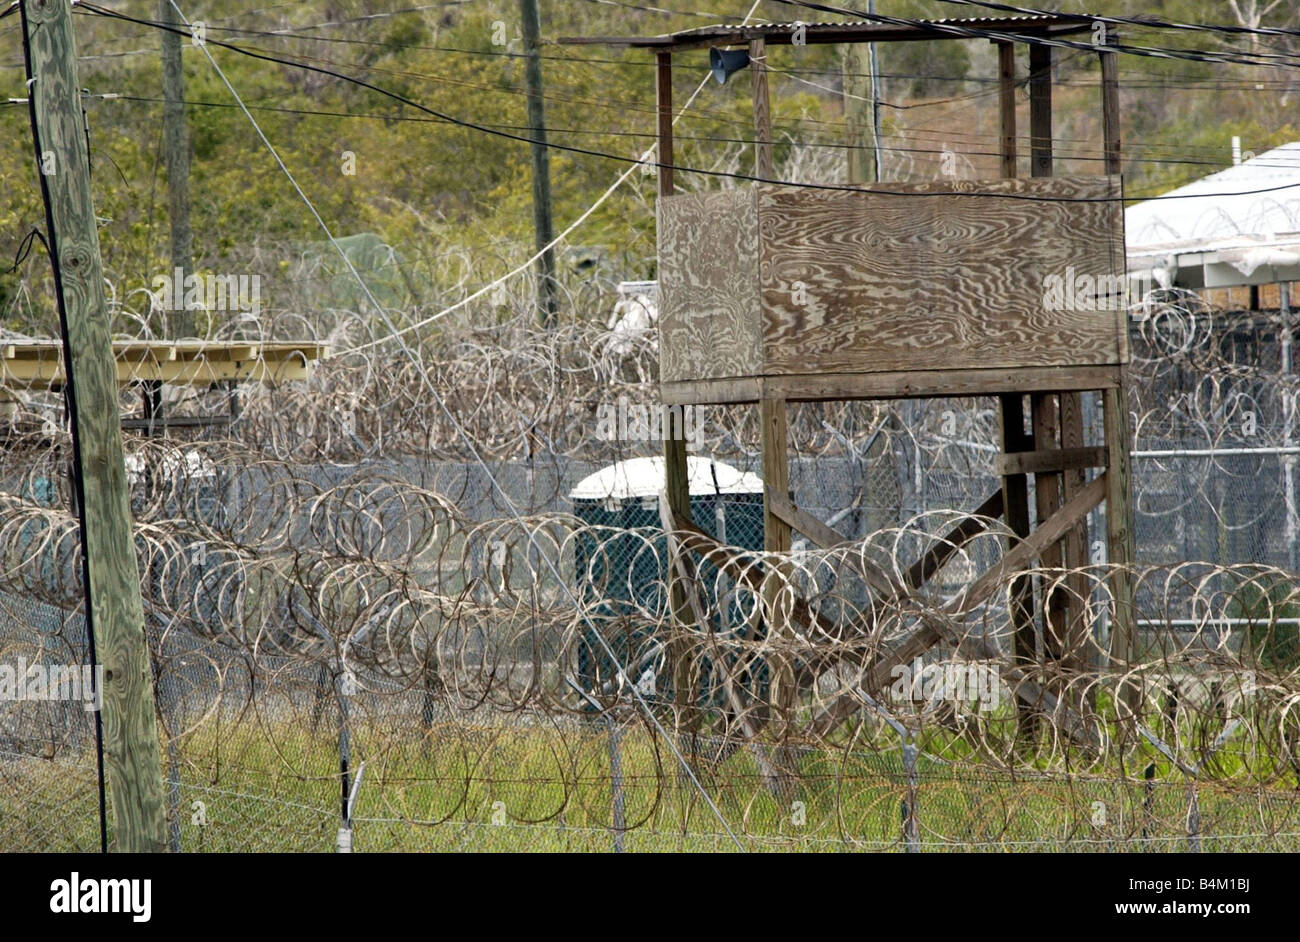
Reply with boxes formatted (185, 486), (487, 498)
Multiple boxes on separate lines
(0, 0), (1296, 332)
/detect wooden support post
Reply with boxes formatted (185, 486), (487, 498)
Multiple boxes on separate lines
(1058, 389), (1093, 686)
(1104, 386), (1138, 696)
(21, 0), (166, 852)
(656, 53), (674, 195)
(520, 0), (557, 327)
(1027, 41), (1091, 706)
(159, 0), (193, 338)
(995, 62), (1038, 739)
(760, 398), (795, 734)
(1099, 33), (1122, 177)
(656, 52), (696, 736)
(1099, 30), (1137, 704)
(749, 38), (773, 179)
(999, 393), (1037, 739)
(1028, 43), (1052, 179)
(996, 41), (1016, 180)
(842, 42), (871, 184)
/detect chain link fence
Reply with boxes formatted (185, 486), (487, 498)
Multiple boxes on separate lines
(2, 296), (1300, 851)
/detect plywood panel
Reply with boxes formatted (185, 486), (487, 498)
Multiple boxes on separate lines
(758, 176), (1124, 375)
(657, 188), (762, 383)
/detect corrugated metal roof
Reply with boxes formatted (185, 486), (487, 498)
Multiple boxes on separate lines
(560, 14), (1096, 48)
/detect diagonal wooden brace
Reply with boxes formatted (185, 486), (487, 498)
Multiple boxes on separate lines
(804, 475), (1107, 743)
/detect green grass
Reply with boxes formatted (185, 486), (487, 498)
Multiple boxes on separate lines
(5, 712), (1299, 852)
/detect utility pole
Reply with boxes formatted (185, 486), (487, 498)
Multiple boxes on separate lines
(841, 1), (882, 184)
(21, 0), (167, 852)
(159, 0), (194, 338)
(520, 0), (556, 327)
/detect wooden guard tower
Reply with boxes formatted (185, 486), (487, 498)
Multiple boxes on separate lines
(565, 14), (1135, 736)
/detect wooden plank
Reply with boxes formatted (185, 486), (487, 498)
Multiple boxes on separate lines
(659, 365), (1123, 406)
(1058, 389), (1093, 710)
(997, 41), (1017, 180)
(749, 38), (773, 179)
(673, 498), (1099, 749)
(1029, 44), (1052, 178)
(1099, 45), (1130, 368)
(657, 189), (761, 384)
(1099, 42), (1122, 177)
(757, 176), (1125, 376)
(655, 50), (697, 734)
(656, 52), (673, 196)
(1104, 386), (1138, 684)
(760, 397), (795, 726)
(900, 489), (1004, 593)
(808, 476), (1108, 743)
(995, 445), (1107, 477)
(768, 488), (1006, 600)
(1032, 393), (1070, 674)
(0, 341), (323, 389)
(23, 0), (165, 852)
(999, 392), (1036, 741)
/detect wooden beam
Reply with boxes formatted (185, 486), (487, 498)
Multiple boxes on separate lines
(1057, 390), (1092, 679)
(749, 38), (773, 179)
(997, 41), (1017, 180)
(999, 392), (1036, 739)
(659, 365), (1124, 406)
(1099, 35), (1122, 176)
(761, 399), (791, 556)
(1028, 43), (1052, 178)
(656, 52), (674, 196)
(22, 0), (166, 852)
(0, 341), (325, 390)
(809, 475), (1108, 742)
(995, 445), (1107, 477)
(159, 0), (193, 338)
(957, 475), (1106, 618)
(666, 507), (876, 671)
(1104, 387), (1138, 681)
(760, 397), (795, 726)
(1031, 393), (1069, 677)
(767, 490), (1004, 605)
(900, 490), (1004, 593)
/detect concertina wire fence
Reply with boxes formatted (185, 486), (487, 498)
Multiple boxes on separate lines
(1, 283), (1299, 852)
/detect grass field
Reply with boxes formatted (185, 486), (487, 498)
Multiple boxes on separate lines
(5, 711), (1299, 852)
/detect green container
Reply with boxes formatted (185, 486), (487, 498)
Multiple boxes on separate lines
(570, 457), (768, 711)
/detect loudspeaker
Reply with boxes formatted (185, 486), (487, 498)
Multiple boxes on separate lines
(709, 46), (750, 85)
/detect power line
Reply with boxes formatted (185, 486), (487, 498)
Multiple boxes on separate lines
(72, 2), (1300, 205)
(157, 0), (749, 848)
(772, 0), (1300, 70)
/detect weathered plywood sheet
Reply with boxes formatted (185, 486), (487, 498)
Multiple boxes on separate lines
(657, 188), (761, 383)
(758, 176), (1125, 375)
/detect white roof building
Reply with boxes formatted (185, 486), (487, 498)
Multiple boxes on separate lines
(569, 456), (762, 502)
(1126, 142), (1300, 290)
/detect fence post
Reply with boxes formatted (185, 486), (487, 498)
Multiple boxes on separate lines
(608, 717), (626, 853)
(902, 736), (920, 853)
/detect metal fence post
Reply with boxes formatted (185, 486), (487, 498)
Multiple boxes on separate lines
(902, 736), (920, 853)
(608, 717), (626, 853)
(1186, 781), (1200, 853)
